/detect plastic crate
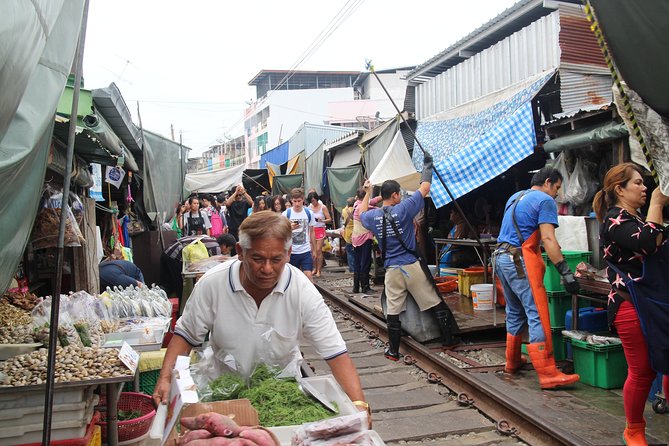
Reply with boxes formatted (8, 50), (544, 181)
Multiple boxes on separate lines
(542, 251), (591, 292)
(570, 338), (627, 389)
(458, 267), (490, 297)
(547, 291), (591, 328)
(16, 412), (100, 446)
(123, 369), (160, 395)
(521, 327), (566, 362)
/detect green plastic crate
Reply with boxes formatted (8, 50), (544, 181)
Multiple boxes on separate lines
(547, 291), (594, 327)
(521, 327), (566, 361)
(570, 338), (627, 389)
(122, 369), (160, 395)
(542, 251), (591, 292)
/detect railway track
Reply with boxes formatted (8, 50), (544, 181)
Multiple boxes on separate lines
(305, 271), (669, 446)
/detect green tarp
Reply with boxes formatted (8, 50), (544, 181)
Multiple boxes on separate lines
(0, 0), (86, 294)
(304, 143), (325, 195)
(271, 174), (304, 196)
(326, 166), (362, 213)
(590, 0), (669, 119)
(543, 121), (629, 153)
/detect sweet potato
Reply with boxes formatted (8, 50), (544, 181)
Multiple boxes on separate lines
(238, 427), (279, 446)
(180, 412), (242, 436)
(178, 429), (213, 445)
(184, 438), (234, 446)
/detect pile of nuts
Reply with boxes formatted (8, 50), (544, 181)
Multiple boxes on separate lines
(0, 325), (35, 344)
(0, 345), (134, 386)
(0, 301), (32, 328)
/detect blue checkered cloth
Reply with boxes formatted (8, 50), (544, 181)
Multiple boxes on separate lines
(413, 72), (553, 208)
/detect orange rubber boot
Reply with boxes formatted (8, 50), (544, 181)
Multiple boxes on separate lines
(504, 333), (526, 374)
(623, 421), (648, 446)
(527, 342), (579, 389)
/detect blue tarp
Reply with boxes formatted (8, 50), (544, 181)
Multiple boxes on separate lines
(413, 71), (553, 208)
(260, 141), (289, 168)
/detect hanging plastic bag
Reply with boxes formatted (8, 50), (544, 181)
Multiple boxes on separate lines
(565, 158), (588, 206)
(31, 186), (85, 249)
(552, 153), (571, 204)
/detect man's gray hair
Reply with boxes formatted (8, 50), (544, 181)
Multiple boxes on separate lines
(238, 211), (292, 251)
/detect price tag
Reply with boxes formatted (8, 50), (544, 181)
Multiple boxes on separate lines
(118, 341), (140, 374)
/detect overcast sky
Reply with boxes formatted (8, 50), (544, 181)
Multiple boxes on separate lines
(83, 0), (518, 157)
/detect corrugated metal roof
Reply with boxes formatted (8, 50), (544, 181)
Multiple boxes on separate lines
(558, 69), (612, 115)
(557, 4), (607, 68)
(407, 0), (569, 82)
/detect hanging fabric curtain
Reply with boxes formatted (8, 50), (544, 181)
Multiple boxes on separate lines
(363, 119), (399, 176)
(304, 143), (325, 195)
(271, 174), (304, 196)
(367, 130), (420, 191)
(0, 0), (86, 294)
(326, 166), (362, 213)
(242, 168), (270, 199)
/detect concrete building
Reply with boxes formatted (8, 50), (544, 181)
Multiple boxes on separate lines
(198, 135), (246, 172)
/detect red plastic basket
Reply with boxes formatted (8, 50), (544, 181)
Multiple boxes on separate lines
(96, 392), (156, 443)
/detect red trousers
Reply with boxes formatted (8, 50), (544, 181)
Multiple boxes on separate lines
(614, 301), (667, 423)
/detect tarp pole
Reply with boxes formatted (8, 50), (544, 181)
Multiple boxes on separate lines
(365, 62), (486, 259)
(43, 0), (89, 442)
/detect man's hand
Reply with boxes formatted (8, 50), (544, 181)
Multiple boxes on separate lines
(421, 153), (434, 184)
(556, 260), (579, 294)
(152, 375), (171, 406)
(363, 179), (371, 192)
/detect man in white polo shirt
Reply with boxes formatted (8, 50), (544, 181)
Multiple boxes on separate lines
(153, 211), (367, 412)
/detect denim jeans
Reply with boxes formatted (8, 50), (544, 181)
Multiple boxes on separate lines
(345, 243), (356, 272)
(353, 239), (373, 276)
(495, 253), (545, 343)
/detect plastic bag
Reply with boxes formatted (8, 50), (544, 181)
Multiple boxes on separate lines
(292, 411), (370, 446)
(552, 153), (571, 204)
(31, 186), (85, 249)
(565, 158), (588, 206)
(191, 347), (247, 402)
(182, 239), (209, 266)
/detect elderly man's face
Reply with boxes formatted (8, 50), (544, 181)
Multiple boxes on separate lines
(237, 237), (290, 293)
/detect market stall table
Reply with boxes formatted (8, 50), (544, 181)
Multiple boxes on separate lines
(433, 237), (497, 282)
(0, 374), (135, 446)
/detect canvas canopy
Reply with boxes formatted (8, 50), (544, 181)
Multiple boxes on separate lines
(0, 0), (86, 294)
(184, 163), (245, 195)
(367, 130), (420, 191)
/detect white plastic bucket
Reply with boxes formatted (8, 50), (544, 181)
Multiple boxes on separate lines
(471, 284), (493, 310)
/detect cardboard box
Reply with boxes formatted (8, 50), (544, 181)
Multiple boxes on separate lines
(165, 399), (261, 446)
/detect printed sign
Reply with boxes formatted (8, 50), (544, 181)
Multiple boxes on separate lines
(118, 341), (139, 374)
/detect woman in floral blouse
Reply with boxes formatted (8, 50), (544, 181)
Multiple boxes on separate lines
(593, 163), (669, 446)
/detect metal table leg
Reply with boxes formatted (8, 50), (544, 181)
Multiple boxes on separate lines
(106, 382), (121, 446)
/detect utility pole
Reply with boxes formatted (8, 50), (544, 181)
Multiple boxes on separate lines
(171, 124), (175, 141)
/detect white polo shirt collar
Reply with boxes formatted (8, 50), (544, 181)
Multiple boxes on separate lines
(228, 259), (292, 295)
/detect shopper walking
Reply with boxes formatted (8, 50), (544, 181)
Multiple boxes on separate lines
(593, 163), (669, 446)
(351, 188), (381, 293)
(307, 191), (331, 278)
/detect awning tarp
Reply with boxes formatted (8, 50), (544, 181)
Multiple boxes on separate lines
(142, 130), (186, 223)
(330, 143), (361, 168)
(259, 141), (289, 168)
(363, 119), (399, 176)
(271, 174), (303, 196)
(0, 0), (86, 294)
(243, 168), (271, 198)
(326, 166), (362, 213)
(590, 0), (669, 119)
(304, 143), (325, 195)
(184, 163), (245, 195)
(368, 130), (420, 191)
(544, 121), (628, 153)
(413, 71), (554, 208)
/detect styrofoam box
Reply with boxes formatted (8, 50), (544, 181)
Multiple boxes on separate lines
(0, 385), (96, 410)
(0, 392), (95, 445)
(269, 374), (357, 446)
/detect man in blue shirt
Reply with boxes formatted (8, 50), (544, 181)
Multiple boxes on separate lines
(495, 167), (580, 389)
(359, 154), (458, 360)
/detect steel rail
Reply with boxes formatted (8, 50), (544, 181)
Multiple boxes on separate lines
(317, 283), (590, 446)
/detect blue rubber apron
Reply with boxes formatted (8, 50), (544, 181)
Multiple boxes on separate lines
(607, 243), (669, 374)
